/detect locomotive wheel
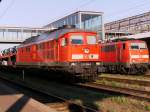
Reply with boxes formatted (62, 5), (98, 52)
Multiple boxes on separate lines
(120, 65), (128, 74)
(121, 68), (127, 74)
(138, 66), (147, 74)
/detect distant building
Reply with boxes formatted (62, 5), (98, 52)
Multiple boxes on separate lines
(44, 11), (104, 40)
(105, 11), (150, 35)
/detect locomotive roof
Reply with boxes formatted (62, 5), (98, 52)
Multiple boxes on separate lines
(22, 28), (95, 46)
(101, 39), (145, 46)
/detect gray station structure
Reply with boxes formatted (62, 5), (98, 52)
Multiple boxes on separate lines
(105, 11), (150, 34)
(44, 11), (104, 40)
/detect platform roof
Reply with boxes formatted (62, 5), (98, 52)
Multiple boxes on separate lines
(0, 26), (50, 32)
(124, 32), (150, 39)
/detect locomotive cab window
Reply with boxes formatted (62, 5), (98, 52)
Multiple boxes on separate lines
(130, 43), (139, 49)
(130, 43), (147, 50)
(139, 43), (147, 49)
(70, 35), (83, 44)
(87, 36), (96, 44)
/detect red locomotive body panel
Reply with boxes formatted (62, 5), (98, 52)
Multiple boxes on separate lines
(16, 32), (99, 65)
(100, 41), (129, 64)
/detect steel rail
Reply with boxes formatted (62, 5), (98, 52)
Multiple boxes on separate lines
(77, 83), (150, 101)
(99, 76), (150, 86)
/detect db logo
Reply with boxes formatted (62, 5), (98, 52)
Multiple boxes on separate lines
(83, 48), (89, 53)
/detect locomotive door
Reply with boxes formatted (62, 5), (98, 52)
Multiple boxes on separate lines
(54, 40), (58, 62)
(32, 45), (37, 61)
(59, 37), (68, 61)
(117, 44), (123, 62)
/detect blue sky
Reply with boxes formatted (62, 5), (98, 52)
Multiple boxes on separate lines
(0, 0), (150, 27)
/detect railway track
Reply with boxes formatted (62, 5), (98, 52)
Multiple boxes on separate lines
(98, 76), (150, 86)
(0, 76), (98, 112)
(1, 71), (150, 111)
(77, 82), (150, 101)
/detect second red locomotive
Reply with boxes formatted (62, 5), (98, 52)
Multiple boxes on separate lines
(98, 39), (149, 74)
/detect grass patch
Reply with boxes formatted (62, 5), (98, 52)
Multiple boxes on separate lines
(96, 79), (149, 91)
(145, 105), (150, 111)
(111, 96), (129, 105)
(100, 73), (150, 81)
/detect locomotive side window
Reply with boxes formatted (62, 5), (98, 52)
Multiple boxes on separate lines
(61, 38), (67, 46)
(70, 35), (83, 44)
(38, 43), (44, 50)
(87, 36), (96, 44)
(130, 43), (147, 49)
(123, 43), (126, 50)
(139, 43), (147, 49)
(130, 43), (139, 49)
(26, 47), (30, 52)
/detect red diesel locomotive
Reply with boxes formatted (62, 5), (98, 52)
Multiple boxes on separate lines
(99, 39), (149, 74)
(0, 26), (99, 80)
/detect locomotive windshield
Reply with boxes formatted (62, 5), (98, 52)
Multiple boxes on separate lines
(86, 36), (96, 44)
(130, 42), (147, 49)
(70, 35), (83, 44)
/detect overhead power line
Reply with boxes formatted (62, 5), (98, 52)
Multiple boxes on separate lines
(45, 0), (96, 25)
(106, 0), (150, 18)
(0, 0), (15, 19)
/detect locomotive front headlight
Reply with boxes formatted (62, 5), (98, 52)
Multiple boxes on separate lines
(96, 62), (101, 65)
(132, 59), (136, 63)
(71, 62), (76, 66)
